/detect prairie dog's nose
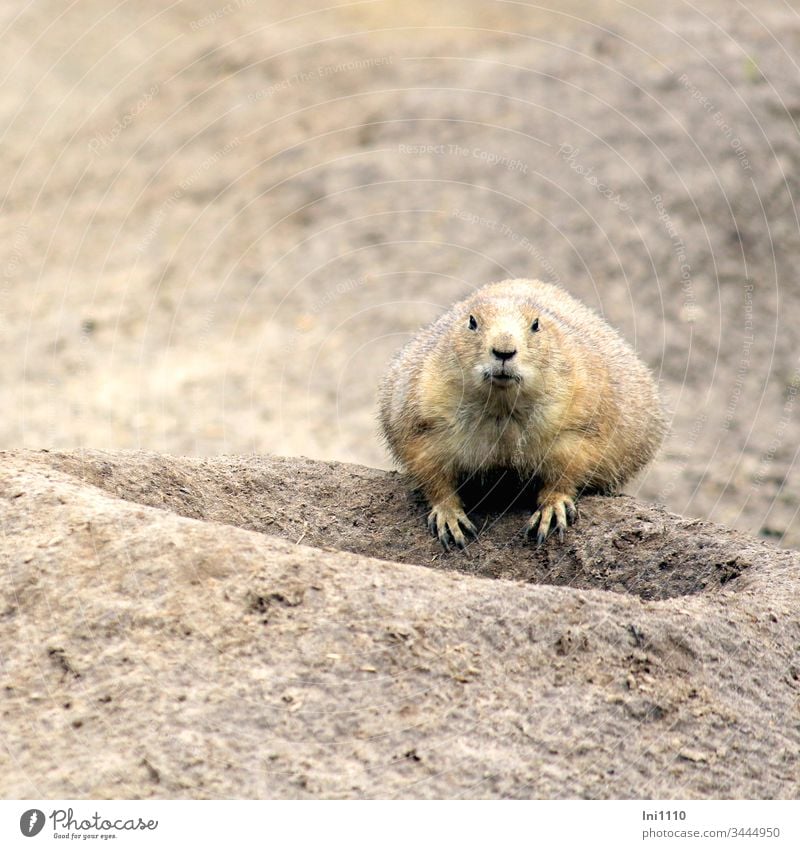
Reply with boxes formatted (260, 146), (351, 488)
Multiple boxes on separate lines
(492, 346), (517, 362)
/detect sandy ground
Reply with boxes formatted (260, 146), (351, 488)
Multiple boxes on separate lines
(2, 0), (800, 545)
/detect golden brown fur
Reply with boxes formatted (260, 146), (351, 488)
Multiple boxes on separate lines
(378, 279), (666, 548)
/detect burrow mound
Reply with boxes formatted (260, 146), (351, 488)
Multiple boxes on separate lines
(27, 448), (791, 601)
(2, 448), (799, 799)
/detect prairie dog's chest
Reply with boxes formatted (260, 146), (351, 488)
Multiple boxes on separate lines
(450, 407), (547, 471)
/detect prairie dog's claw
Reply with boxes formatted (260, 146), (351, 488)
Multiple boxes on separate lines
(428, 503), (477, 551)
(526, 493), (577, 545)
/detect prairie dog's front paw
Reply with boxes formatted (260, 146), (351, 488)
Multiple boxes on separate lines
(427, 501), (477, 550)
(525, 492), (578, 545)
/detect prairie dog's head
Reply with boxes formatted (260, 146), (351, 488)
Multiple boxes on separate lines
(448, 295), (550, 400)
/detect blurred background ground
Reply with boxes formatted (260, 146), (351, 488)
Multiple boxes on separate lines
(2, 0), (800, 544)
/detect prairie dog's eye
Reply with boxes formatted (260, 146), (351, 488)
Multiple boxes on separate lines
(531, 317), (540, 332)
(468, 314), (478, 331)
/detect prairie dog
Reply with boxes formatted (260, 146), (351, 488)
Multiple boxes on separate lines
(378, 279), (665, 548)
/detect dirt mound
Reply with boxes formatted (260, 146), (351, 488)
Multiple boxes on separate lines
(2, 450), (798, 799)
